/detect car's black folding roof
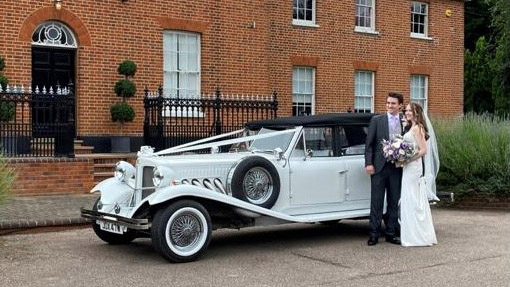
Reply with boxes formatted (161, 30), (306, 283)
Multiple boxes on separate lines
(245, 113), (375, 129)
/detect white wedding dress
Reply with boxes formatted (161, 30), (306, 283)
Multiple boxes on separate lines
(400, 130), (437, 247)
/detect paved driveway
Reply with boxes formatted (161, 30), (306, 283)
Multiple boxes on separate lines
(1, 208), (509, 287)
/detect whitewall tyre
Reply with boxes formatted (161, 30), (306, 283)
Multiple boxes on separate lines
(151, 200), (212, 263)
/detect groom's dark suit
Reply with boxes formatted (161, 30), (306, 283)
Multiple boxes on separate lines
(365, 113), (403, 239)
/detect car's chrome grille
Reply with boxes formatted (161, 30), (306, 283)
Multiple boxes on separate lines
(142, 166), (155, 199)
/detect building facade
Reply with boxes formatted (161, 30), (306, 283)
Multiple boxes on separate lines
(0, 0), (464, 150)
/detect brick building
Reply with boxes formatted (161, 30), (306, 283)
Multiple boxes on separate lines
(0, 0), (464, 152)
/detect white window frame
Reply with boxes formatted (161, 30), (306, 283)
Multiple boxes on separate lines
(410, 75), (428, 112)
(410, 2), (432, 40)
(163, 31), (202, 117)
(355, 0), (378, 34)
(354, 71), (375, 113)
(292, 0), (318, 27)
(292, 67), (316, 116)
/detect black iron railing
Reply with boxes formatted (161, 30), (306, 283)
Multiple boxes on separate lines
(143, 88), (278, 151)
(0, 84), (75, 157)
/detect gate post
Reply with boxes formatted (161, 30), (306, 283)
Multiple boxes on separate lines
(214, 88), (222, 135)
(55, 82), (75, 157)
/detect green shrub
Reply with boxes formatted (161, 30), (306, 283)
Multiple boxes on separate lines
(0, 75), (8, 91)
(117, 60), (137, 77)
(0, 101), (15, 122)
(0, 56), (5, 71)
(114, 79), (136, 98)
(0, 155), (14, 204)
(110, 102), (135, 123)
(435, 113), (510, 197)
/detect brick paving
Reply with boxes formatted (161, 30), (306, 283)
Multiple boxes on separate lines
(0, 194), (98, 230)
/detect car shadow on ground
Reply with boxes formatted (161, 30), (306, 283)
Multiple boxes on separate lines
(90, 219), (372, 263)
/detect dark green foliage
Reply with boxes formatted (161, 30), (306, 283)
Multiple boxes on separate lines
(0, 102), (15, 122)
(0, 75), (8, 91)
(114, 79), (137, 98)
(110, 102), (135, 123)
(465, 0), (493, 51)
(464, 0), (510, 115)
(0, 56), (5, 71)
(117, 60), (137, 77)
(464, 37), (495, 113)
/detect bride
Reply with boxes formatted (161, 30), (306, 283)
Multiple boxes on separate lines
(400, 103), (439, 247)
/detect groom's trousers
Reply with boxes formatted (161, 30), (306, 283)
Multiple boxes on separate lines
(369, 163), (402, 238)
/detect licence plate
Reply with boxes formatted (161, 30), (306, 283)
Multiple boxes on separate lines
(97, 220), (127, 234)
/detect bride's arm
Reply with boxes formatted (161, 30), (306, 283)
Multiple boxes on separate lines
(410, 126), (427, 161)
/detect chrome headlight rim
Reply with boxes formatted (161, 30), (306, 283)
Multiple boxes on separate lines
(152, 166), (174, 188)
(114, 161), (135, 183)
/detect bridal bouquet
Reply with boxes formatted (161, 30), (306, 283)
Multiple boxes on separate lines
(381, 135), (415, 165)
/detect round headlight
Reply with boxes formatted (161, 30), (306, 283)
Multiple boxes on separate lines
(152, 166), (174, 187)
(114, 161), (135, 182)
(153, 168), (164, 187)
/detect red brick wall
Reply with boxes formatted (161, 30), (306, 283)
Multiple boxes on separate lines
(8, 158), (94, 195)
(0, 0), (464, 137)
(454, 195), (510, 210)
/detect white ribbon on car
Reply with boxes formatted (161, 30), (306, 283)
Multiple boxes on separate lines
(155, 128), (299, 156)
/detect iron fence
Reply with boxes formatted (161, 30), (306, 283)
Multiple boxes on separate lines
(143, 87), (278, 151)
(0, 84), (75, 157)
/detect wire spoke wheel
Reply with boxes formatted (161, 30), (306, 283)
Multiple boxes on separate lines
(243, 167), (273, 205)
(152, 201), (212, 263)
(169, 212), (202, 250)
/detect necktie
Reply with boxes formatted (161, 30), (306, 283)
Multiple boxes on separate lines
(391, 116), (398, 135)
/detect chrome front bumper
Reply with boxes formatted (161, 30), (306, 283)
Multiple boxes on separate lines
(80, 208), (151, 230)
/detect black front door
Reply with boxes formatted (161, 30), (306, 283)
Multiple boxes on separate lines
(31, 47), (76, 137)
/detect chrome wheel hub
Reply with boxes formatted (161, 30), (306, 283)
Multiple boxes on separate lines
(170, 213), (202, 249)
(243, 167), (273, 204)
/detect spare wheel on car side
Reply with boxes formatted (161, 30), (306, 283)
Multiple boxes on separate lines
(230, 156), (280, 209)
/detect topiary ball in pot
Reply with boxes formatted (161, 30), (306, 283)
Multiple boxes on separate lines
(114, 79), (136, 98)
(0, 56), (5, 71)
(117, 60), (137, 77)
(110, 102), (135, 123)
(0, 75), (8, 91)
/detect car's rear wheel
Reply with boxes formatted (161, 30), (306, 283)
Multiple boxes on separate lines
(91, 198), (136, 244)
(230, 156), (280, 209)
(151, 200), (212, 263)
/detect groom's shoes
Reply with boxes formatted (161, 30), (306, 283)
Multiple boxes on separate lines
(385, 236), (401, 245)
(367, 237), (379, 246)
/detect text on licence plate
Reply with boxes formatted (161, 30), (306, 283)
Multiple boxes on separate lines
(97, 220), (127, 234)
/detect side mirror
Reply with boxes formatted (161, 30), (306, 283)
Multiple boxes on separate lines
(305, 149), (313, 158)
(273, 148), (284, 160)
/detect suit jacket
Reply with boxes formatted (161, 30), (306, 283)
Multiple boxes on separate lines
(364, 113), (404, 174)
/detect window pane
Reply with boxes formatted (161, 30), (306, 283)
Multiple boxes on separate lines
(163, 32), (200, 99)
(306, 0), (312, 10)
(292, 67), (314, 115)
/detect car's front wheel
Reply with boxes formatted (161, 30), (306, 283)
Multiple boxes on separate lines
(151, 200), (212, 263)
(91, 199), (136, 244)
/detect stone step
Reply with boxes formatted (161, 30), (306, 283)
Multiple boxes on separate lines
(93, 163), (116, 173)
(74, 145), (94, 154)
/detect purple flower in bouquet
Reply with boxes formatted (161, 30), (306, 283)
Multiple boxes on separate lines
(381, 135), (415, 165)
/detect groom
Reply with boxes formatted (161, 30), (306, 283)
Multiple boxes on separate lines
(364, 92), (404, 246)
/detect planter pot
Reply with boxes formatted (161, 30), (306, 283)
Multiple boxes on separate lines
(111, 136), (131, 153)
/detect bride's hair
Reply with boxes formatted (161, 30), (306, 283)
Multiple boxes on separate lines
(407, 103), (429, 140)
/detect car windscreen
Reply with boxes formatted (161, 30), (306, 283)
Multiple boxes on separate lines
(249, 128), (295, 152)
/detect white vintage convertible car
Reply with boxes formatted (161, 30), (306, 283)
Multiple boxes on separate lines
(81, 113), (374, 263)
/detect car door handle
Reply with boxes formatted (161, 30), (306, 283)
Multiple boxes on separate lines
(338, 170), (348, 174)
